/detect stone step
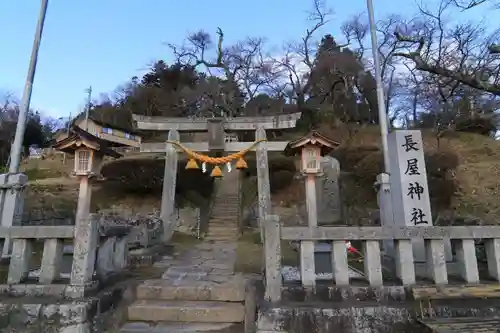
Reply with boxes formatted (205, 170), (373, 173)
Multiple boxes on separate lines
(120, 321), (239, 333)
(205, 229), (238, 234)
(207, 226), (239, 232)
(207, 225), (238, 230)
(206, 230), (239, 236)
(137, 279), (245, 302)
(128, 300), (245, 323)
(210, 220), (238, 224)
(204, 233), (239, 238)
(206, 228), (238, 233)
(205, 232), (238, 236)
(210, 214), (239, 218)
(205, 235), (239, 241)
(210, 215), (238, 219)
(420, 317), (500, 332)
(211, 207), (239, 210)
(205, 234), (239, 239)
(208, 227), (238, 231)
(209, 220), (238, 225)
(208, 223), (238, 227)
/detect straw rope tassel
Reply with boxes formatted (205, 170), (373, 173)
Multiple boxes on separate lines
(211, 165), (223, 177)
(235, 157), (248, 169)
(185, 158), (199, 169)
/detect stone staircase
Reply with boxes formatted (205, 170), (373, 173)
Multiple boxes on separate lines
(205, 172), (241, 242)
(121, 243), (248, 333)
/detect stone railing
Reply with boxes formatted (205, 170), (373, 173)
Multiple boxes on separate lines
(0, 214), (131, 298)
(263, 215), (500, 302)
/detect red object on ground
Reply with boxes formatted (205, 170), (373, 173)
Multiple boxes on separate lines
(345, 241), (358, 253)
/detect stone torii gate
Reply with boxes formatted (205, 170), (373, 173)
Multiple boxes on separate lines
(132, 112), (302, 241)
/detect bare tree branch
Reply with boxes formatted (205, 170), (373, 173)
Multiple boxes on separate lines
(392, 0), (500, 96)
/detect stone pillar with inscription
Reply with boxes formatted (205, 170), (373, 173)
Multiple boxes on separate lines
(388, 130), (433, 262)
(316, 156), (342, 225)
(256, 126), (271, 242)
(161, 130), (179, 242)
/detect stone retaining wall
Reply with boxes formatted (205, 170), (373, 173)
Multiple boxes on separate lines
(0, 282), (133, 332)
(258, 286), (500, 333)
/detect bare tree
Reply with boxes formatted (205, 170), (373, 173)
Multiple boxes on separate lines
(269, 0), (336, 107)
(452, 0), (500, 9)
(168, 28), (272, 117)
(393, 0), (500, 95)
(344, 14), (415, 123)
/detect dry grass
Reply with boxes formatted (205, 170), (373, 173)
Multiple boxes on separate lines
(234, 231), (299, 274)
(22, 154), (74, 179)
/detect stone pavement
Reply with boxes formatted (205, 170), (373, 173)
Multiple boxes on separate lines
(155, 242), (237, 278)
(121, 241), (247, 333)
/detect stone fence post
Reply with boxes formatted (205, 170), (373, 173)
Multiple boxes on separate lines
(67, 214), (99, 298)
(0, 173), (28, 257)
(264, 214), (281, 302)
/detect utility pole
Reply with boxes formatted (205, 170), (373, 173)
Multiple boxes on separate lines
(67, 112), (72, 135)
(8, 0), (49, 173)
(366, 0), (395, 260)
(62, 112), (71, 165)
(84, 86), (92, 131)
(366, 0), (390, 173)
(1, 0), (48, 258)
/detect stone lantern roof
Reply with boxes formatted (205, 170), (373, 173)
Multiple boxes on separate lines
(284, 131), (340, 156)
(52, 126), (121, 158)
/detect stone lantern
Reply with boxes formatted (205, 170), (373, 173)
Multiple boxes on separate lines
(285, 131), (339, 228)
(53, 126), (121, 223)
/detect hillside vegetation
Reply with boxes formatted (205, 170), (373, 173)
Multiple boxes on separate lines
(19, 125), (500, 225)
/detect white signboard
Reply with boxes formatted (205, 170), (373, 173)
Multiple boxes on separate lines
(388, 130), (432, 227)
(29, 147), (43, 159)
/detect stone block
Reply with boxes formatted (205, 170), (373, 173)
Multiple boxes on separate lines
(127, 300), (245, 323)
(97, 236), (117, 279)
(39, 238), (64, 284)
(7, 238), (32, 284)
(316, 156), (341, 224)
(136, 279), (245, 302)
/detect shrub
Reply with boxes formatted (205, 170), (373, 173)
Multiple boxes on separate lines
(101, 157), (214, 206)
(352, 151), (383, 182)
(425, 150), (459, 177)
(455, 117), (497, 136)
(270, 170), (295, 193)
(330, 146), (379, 172)
(350, 148), (459, 210)
(269, 156), (297, 173)
(243, 155), (296, 178)
(24, 168), (63, 180)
